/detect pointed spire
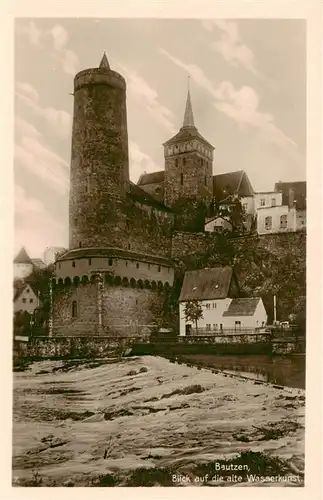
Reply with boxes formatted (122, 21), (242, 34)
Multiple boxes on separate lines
(14, 247), (32, 264)
(99, 52), (110, 69)
(182, 76), (195, 128)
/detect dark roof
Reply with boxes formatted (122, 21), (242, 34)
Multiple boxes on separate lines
(274, 181), (306, 210)
(138, 171), (165, 186)
(223, 297), (261, 317)
(129, 182), (171, 212)
(179, 266), (233, 302)
(163, 126), (214, 149)
(213, 171), (254, 200)
(13, 281), (37, 301)
(14, 247), (32, 264)
(57, 247), (173, 267)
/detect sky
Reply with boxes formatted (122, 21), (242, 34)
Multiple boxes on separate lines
(14, 18), (306, 258)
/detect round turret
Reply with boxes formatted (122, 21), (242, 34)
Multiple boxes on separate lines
(69, 53), (130, 250)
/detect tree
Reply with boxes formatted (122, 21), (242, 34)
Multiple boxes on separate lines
(183, 300), (204, 335)
(208, 194), (247, 236)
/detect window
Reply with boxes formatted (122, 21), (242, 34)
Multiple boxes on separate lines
(175, 159), (178, 167)
(79, 242), (82, 248)
(212, 303), (217, 309)
(72, 261), (76, 268)
(220, 323), (223, 330)
(183, 158), (186, 166)
(204, 176), (207, 186)
(271, 198), (276, 207)
(280, 214), (287, 229)
(205, 303), (211, 309)
(243, 203), (248, 212)
(158, 265), (161, 272)
(235, 321), (241, 330)
(30, 298), (33, 303)
(26, 289), (30, 294)
(265, 216), (272, 230)
(22, 298), (26, 304)
(260, 198), (265, 207)
(72, 300), (77, 318)
(128, 243), (131, 250)
(180, 173), (184, 185)
(206, 324), (211, 330)
(126, 261), (128, 267)
(136, 263), (139, 269)
(108, 259), (113, 266)
(88, 258), (92, 265)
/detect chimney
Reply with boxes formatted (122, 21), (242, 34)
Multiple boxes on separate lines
(288, 188), (295, 209)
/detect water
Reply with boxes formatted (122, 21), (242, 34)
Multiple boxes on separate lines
(181, 354), (306, 389)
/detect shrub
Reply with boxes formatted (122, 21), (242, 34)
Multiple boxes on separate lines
(139, 367), (148, 373)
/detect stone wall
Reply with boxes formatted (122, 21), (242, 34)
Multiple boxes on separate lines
(171, 231), (209, 260)
(52, 281), (164, 336)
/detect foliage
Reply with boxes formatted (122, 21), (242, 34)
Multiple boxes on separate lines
(172, 197), (208, 232)
(208, 194), (248, 236)
(183, 300), (203, 334)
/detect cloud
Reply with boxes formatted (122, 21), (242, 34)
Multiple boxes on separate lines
(16, 81), (71, 137)
(18, 20), (79, 76)
(201, 20), (259, 76)
(115, 61), (176, 134)
(15, 185), (67, 258)
(159, 48), (296, 150)
(129, 141), (159, 182)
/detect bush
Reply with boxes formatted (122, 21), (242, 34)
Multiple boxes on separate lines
(139, 367), (148, 373)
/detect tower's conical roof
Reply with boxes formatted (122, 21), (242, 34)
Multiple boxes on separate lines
(14, 247), (32, 264)
(99, 52), (110, 69)
(182, 84), (195, 128)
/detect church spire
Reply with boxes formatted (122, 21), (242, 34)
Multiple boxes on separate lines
(99, 52), (110, 69)
(182, 77), (195, 128)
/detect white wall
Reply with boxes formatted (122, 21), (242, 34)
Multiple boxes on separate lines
(179, 298), (267, 335)
(179, 298), (231, 336)
(254, 192), (282, 210)
(14, 263), (33, 279)
(240, 196), (255, 216)
(14, 286), (39, 314)
(204, 217), (232, 233)
(296, 210), (306, 231)
(257, 205), (296, 235)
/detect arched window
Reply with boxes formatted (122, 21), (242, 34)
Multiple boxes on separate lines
(280, 214), (288, 229)
(72, 261), (76, 268)
(72, 301), (78, 318)
(180, 173), (184, 185)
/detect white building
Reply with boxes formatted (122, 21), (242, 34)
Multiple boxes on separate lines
(14, 282), (40, 315)
(254, 191), (283, 211)
(44, 246), (67, 266)
(179, 266), (268, 336)
(13, 247), (34, 279)
(257, 205), (297, 235)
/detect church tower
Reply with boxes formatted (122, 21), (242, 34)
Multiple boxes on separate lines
(163, 83), (214, 209)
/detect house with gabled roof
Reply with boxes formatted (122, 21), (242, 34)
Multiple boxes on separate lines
(13, 247), (34, 279)
(179, 266), (267, 335)
(13, 281), (40, 315)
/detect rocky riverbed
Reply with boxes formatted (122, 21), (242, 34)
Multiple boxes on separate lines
(12, 356), (305, 487)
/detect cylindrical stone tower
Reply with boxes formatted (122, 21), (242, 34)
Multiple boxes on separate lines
(69, 53), (129, 249)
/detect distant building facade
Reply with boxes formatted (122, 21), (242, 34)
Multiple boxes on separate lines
(14, 247), (34, 279)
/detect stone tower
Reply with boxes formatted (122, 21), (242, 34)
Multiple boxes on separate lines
(69, 53), (129, 250)
(163, 85), (214, 208)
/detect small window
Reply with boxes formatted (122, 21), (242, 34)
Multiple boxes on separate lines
(158, 265), (161, 272)
(88, 258), (92, 265)
(204, 176), (207, 186)
(126, 261), (128, 267)
(205, 303), (211, 309)
(180, 173), (184, 185)
(271, 198), (276, 207)
(206, 324), (211, 330)
(79, 242), (82, 248)
(30, 298), (33, 303)
(175, 159), (178, 167)
(265, 216), (272, 230)
(235, 320), (241, 330)
(280, 214), (288, 229)
(108, 259), (113, 266)
(22, 298), (26, 304)
(136, 263), (139, 269)
(183, 158), (186, 166)
(72, 261), (76, 268)
(260, 198), (265, 207)
(128, 243), (131, 250)
(220, 323), (223, 330)
(72, 300), (77, 318)
(212, 303), (217, 308)
(26, 289), (30, 294)
(213, 324), (216, 330)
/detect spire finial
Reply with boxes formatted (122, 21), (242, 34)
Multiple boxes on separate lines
(183, 78), (195, 128)
(99, 52), (110, 69)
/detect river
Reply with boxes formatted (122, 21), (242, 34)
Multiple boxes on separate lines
(180, 354), (306, 389)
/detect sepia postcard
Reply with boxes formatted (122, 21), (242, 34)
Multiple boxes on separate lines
(1, 1), (322, 499)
